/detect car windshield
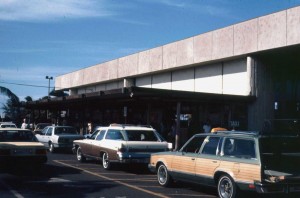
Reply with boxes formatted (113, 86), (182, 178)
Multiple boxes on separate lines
(36, 123), (51, 130)
(1, 124), (16, 128)
(125, 130), (159, 141)
(0, 130), (37, 142)
(55, 127), (77, 135)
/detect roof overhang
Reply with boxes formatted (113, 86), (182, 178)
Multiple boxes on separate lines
(25, 87), (256, 110)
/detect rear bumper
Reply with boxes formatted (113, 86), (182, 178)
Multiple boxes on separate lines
(255, 182), (300, 194)
(0, 156), (47, 164)
(116, 152), (150, 164)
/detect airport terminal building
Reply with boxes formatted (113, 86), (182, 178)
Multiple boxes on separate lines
(28, 6), (300, 142)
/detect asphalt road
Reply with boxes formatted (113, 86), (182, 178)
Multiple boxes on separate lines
(0, 151), (218, 198)
(0, 151), (294, 198)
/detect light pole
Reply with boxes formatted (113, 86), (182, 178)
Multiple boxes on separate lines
(46, 76), (53, 98)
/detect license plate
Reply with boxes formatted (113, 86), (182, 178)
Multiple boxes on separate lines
(13, 149), (33, 155)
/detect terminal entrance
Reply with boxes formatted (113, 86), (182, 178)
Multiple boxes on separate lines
(259, 45), (300, 120)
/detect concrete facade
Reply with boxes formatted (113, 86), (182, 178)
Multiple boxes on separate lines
(55, 6), (300, 94)
(51, 6), (300, 132)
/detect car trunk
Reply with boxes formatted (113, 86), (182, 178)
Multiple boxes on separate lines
(260, 136), (300, 183)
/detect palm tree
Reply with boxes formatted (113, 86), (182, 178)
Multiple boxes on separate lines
(0, 86), (29, 125)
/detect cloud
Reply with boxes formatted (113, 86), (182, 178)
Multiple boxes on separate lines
(0, 0), (117, 22)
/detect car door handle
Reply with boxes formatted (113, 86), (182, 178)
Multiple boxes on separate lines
(212, 160), (218, 163)
(191, 158), (195, 161)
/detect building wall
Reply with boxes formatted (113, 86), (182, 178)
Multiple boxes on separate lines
(136, 58), (251, 96)
(248, 58), (274, 131)
(55, 6), (300, 93)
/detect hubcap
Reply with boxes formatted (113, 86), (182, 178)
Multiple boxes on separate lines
(158, 166), (167, 184)
(103, 153), (108, 168)
(77, 149), (81, 160)
(219, 177), (232, 198)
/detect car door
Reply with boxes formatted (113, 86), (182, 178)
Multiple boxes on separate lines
(220, 137), (260, 184)
(170, 135), (206, 181)
(38, 127), (53, 147)
(89, 130), (106, 157)
(194, 136), (222, 185)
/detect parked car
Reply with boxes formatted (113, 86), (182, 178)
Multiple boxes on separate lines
(33, 123), (52, 134)
(0, 128), (47, 167)
(73, 124), (172, 169)
(36, 126), (84, 153)
(149, 130), (300, 198)
(0, 122), (17, 128)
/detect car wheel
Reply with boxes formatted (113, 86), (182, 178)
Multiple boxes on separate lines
(218, 174), (237, 198)
(49, 143), (55, 153)
(102, 152), (111, 170)
(157, 163), (173, 187)
(76, 147), (86, 162)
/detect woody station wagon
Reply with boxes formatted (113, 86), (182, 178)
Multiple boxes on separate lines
(149, 129), (300, 198)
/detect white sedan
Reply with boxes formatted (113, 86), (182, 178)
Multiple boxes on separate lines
(36, 126), (84, 153)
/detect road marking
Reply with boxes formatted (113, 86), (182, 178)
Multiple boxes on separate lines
(54, 160), (169, 198)
(0, 180), (24, 198)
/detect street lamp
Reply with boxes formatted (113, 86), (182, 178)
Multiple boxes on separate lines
(46, 76), (53, 98)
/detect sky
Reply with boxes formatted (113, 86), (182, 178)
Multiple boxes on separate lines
(1, 0), (300, 109)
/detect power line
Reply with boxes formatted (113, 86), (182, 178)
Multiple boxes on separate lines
(0, 81), (55, 89)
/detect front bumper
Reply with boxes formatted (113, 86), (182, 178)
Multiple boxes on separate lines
(54, 143), (73, 149)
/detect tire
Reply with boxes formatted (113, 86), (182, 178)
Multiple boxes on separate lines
(49, 142), (55, 153)
(102, 152), (111, 170)
(76, 147), (86, 162)
(157, 163), (173, 187)
(217, 174), (237, 198)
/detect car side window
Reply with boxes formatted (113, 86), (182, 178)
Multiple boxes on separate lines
(223, 138), (256, 159)
(201, 136), (221, 155)
(45, 128), (53, 136)
(105, 130), (124, 140)
(41, 128), (47, 135)
(91, 130), (100, 139)
(181, 136), (206, 153)
(96, 130), (106, 141)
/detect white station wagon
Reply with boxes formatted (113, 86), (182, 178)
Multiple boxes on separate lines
(73, 124), (172, 169)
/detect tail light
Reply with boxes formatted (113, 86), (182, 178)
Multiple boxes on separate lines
(118, 147), (127, 153)
(36, 149), (47, 155)
(0, 149), (10, 155)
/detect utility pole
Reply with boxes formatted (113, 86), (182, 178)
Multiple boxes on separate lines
(46, 76), (53, 98)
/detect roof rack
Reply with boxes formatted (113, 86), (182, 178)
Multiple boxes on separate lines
(215, 130), (259, 135)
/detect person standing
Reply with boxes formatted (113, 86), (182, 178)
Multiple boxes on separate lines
(21, 118), (27, 129)
(203, 120), (211, 133)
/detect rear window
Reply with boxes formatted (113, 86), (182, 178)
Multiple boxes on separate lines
(55, 127), (77, 135)
(125, 130), (158, 141)
(0, 130), (37, 142)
